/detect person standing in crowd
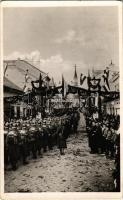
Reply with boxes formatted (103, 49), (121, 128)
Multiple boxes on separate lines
(19, 125), (29, 165)
(42, 123), (48, 153)
(96, 120), (103, 154)
(4, 124), (9, 170)
(6, 125), (18, 170)
(113, 126), (120, 191)
(90, 121), (97, 153)
(57, 120), (67, 155)
(72, 109), (80, 137)
(47, 121), (53, 150)
(29, 124), (38, 159)
(101, 123), (107, 154)
(37, 122), (44, 157)
(105, 124), (113, 158)
(86, 116), (93, 149)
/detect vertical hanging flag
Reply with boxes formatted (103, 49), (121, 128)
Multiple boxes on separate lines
(50, 77), (55, 88)
(102, 67), (110, 91)
(39, 73), (43, 88)
(23, 69), (31, 93)
(62, 74), (68, 98)
(45, 75), (50, 90)
(25, 69), (30, 83)
(80, 73), (86, 85)
(87, 69), (91, 90)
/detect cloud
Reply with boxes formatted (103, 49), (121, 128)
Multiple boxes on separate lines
(55, 30), (75, 44)
(4, 51), (72, 83)
(4, 50), (41, 61)
(39, 54), (73, 83)
(55, 30), (85, 44)
(4, 50), (90, 85)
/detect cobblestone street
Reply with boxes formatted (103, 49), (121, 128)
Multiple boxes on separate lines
(5, 114), (114, 192)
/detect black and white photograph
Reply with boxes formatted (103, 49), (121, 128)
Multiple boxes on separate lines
(0, 1), (122, 197)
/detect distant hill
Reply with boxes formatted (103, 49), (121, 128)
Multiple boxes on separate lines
(4, 59), (47, 90)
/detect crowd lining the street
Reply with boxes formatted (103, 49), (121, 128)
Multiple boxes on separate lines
(4, 109), (120, 192)
(85, 113), (120, 191)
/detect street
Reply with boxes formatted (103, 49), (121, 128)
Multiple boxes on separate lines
(5, 113), (114, 192)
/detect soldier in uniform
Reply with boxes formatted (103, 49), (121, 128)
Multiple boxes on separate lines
(65, 115), (72, 139)
(105, 124), (113, 158)
(101, 124), (107, 154)
(90, 120), (98, 153)
(6, 125), (18, 170)
(86, 116), (93, 149)
(70, 112), (75, 134)
(113, 126), (120, 191)
(72, 110), (79, 136)
(47, 122), (53, 150)
(4, 124), (9, 169)
(37, 122), (44, 157)
(51, 119), (57, 146)
(110, 127), (116, 158)
(96, 120), (103, 154)
(57, 120), (67, 155)
(42, 123), (48, 152)
(26, 122), (32, 157)
(19, 126), (29, 165)
(29, 124), (38, 159)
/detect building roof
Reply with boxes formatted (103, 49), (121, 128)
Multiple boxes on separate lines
(4, 77), (23, 92)
(4, 59), (47, 90)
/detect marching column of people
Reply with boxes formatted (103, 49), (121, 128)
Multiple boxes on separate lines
(85, 113), (120, 191)
(5, 109), (119, 191)
(4, 108), (80, 170)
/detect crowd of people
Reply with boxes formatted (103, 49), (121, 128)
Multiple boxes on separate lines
(4, 108), (120, 192)
(85, 113), (120, 191)
(4, 108), (80, 170)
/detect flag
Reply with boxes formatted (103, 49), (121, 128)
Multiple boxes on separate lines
(103, 85), (110, 92)
(23, 84), (27, 92)
(62, 74), (68, 98)
(45, 75), (50, 90)
(39, 73), (43, 88)
(102, 68), (110, 91)
(25, 74), (30, 82)
(80, 73), (86, 85)
(50, 77), (55, 88)
(23, 70), (32, 92)
(25, 69), (31, 83)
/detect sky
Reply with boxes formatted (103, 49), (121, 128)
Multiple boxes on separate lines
(3, 6), (119, 84)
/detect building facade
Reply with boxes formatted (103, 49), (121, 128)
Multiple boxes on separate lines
(94, 66), (120, 116)
(4, 59), (50, 121)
